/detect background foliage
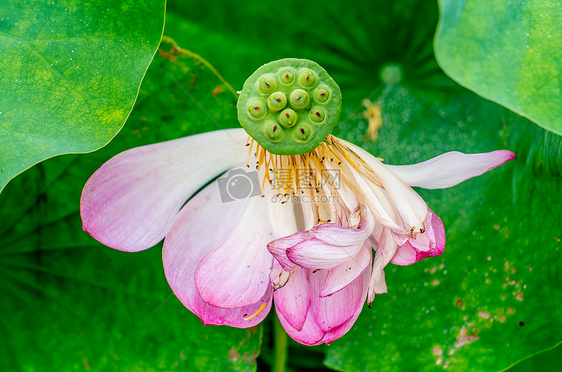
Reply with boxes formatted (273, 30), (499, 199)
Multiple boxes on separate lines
(1, 0), (561, 371)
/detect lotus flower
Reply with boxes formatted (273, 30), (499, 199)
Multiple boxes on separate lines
(80, 128), (515, 345)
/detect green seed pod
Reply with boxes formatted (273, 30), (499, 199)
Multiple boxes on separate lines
(237, 58), (342, 155)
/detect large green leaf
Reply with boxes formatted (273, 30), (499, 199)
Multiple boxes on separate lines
(435, 0), (562, 135)
(0, 0), (165, 193)
(0, 39), (261, 371)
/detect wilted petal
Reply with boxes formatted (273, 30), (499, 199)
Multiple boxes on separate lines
(391, 210), (445, 266)
(311, 208), (375, 246)
(322, 267), (370, 345)
(163, 181), (271, 327)
(81, 129), (248, 252)
(276, 266), (369, 346)
(321, 243), (371, 297)
(195, 194), (274, 308)
(387, 150), (516, 189)
(311, 267), (367, 333)
(368, 228), (397, 304)
(272, 208), (375, 271)
(277, 304), (325, 346)
(343, 140), (429, 233)
(273, 266), (310, 331)
(268, 231), (312, 271)
(287, 238), (364, 270)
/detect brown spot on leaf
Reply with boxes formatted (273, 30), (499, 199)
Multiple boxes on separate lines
(212, 86), (223, 98)
(454, 334), (479, 348)
(229, 347), (240, 361)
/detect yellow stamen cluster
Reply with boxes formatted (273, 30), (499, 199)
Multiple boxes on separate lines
(245, 135), (383, 205)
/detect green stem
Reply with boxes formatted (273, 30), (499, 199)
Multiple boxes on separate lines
(273, 313), (288, 372)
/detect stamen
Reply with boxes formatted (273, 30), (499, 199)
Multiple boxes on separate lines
(243, 302), (268, 321)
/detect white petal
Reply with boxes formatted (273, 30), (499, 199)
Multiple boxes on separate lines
(342, 140), (428, 232)
(387, 150), (516, 189)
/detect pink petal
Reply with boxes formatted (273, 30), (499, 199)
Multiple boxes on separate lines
(277, 264), (370, 345)
(287, 238), (364, 270)
(273, 266), (310, 331)
(195, 194), (274, 308)
(270, 208), (375, 271)
(320, 243), (372, 297)
(277, 305), (325, 346)
(268, 231), (312, 271)
(322, 267), (370, 345)
(310, 267), (367, 333)
(387, 150), (516, 189)
(81, 129), (248, 252)
(390, 210), (446, 266)
(163, 181), (271, 327)
(311, 207), (375, 246)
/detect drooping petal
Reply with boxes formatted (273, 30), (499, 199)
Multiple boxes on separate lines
(163, 181), (271, 328)
(387, 150), (516, 189)
(321, 267), (371, 345)
(81, 128), (248, 252)
(273, 265), (310, 331)
(277, 304), (325, 346)
(268, 231), (312, 271)
(321, 242), (372, 297)
(287, 238), (364, 270)
(270, 208), (375, 271)
(310, 267), (367, 333)
(276, 265), (370, 346)
(390, 209), (446, 266)
(368, 228), (398, 304)
(195, 194), (274, 308)
(311, 207), (375, 246)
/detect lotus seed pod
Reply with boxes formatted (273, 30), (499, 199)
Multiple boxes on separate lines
(237, 58), (342, 155)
